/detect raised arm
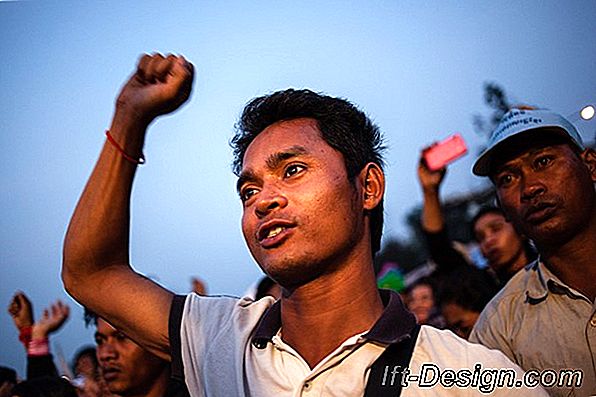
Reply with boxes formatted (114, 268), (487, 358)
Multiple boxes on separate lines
(417, 156), (446, 233)
(62, 53), (194, 359)
(8, 292), (69, 379)
(417, 155), (471, 273)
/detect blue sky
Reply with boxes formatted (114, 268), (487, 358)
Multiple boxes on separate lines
(1, 1), (595, 375)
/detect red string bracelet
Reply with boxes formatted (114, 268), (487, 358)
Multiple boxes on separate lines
(105, 130), (145, 164)
(19, 326), (32, 348)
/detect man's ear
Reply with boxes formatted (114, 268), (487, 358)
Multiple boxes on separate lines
(580, 148), (596, 182)
(359, 163), (385, 210)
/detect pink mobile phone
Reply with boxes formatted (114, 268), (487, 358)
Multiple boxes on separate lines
(423, 133), (467, 171)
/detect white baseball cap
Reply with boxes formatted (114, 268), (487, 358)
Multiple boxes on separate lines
(472, 108), (585, 176)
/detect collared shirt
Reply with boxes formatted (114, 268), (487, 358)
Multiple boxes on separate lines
(170, 290), (546, 397)
(470, 260), (596, 397)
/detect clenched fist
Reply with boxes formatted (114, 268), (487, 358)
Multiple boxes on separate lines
(116, 53), (194, 125)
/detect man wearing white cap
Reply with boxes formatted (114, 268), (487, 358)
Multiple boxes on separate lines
(470, 108), (596, 397)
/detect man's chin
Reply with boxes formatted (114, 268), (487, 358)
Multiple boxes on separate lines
(526, 218), (571, 247)
(262, 262), (321, 290)
(104, 378), (128, 394)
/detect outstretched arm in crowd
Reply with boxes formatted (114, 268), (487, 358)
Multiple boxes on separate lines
(417, 156), (470, 272)
(8, 292), (70, 379)
(417, 157), (447, 233)
(62, 53), (194, 360)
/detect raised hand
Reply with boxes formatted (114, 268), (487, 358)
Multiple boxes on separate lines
(8, 291), (34, 330)
(418, 153), (448, 233)
(116, 53), (194, 126)
(32, 300), (70, 339)
(417, 155), (447, 193)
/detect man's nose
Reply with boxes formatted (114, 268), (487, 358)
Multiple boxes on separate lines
(255, 188), (288, 218)
(483, 234), (496, 247)
(521, 173), (546, 201)
(97, 343), (117, 361)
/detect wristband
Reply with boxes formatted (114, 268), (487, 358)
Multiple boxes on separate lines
(19, 326), (32, 348)
(28, 337), (50, 356)
(105, 130), (145, 164)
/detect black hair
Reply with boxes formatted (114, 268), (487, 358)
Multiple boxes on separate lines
(438, 267), (499, 313)
(0, 366), (17, 384)
(231, 89), (386, 254)
(11, 377), (77, 397)
(404, 276), (437, 297)
(83, 307), (97, 328)
(470, 205), (504, 237)
(71, 346), (98, 376)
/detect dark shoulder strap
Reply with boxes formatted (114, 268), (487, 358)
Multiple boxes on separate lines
(169, 294), (187, 382)
(363, 324), (421, 397)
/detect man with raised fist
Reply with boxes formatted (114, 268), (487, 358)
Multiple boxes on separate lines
(63, 54), (546, 397)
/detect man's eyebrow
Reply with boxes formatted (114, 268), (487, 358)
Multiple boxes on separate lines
(493, 145), (557, 175)
(491, 160), (518, 177)
(236, 146), (309, 193)
(265, 146), (309, 170)
(236, 170), (257, 193)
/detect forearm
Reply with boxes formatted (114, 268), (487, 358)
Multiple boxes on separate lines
(62, 54), (193, 359)
(421, 188), (444, 233)
(62, 108), (147, 294)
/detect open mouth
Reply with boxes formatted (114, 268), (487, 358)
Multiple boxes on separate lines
(257, 220), (295, 247)
(265, 226), (284, 239)
(486, 249), (500, 261)
(101, 367), (121, 381)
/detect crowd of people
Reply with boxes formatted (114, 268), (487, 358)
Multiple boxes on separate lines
(2, 53), (594, 397)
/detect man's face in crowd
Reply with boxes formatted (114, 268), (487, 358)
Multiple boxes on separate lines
(473, 212), (525, 275)
(95, 318), (166, 396)
(441, 302), (479, 340)
(74, 354), (96, 379)
(238, 118), (366, 287)
(406, 284), (435, 324)
(492, 139), (596, 247)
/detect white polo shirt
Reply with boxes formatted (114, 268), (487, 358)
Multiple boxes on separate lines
(169, 290), (547, 397)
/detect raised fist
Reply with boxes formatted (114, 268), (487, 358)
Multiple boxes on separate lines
(116, 53), (194, 125)
(8, 291), (34, 330)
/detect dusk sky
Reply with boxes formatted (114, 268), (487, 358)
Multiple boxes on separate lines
(1, 1), (595, 375)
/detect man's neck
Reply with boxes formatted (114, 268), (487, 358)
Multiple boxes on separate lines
(279, 256), (384, 369)
(540, 217), (596, 301)
(126, 368), (170, 397)
(499, 245), (529, 283)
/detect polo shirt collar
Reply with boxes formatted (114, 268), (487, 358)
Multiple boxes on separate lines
(251, 289), (416, 349)
(525, 259), (587, 304)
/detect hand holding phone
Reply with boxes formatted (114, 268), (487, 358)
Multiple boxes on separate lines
(422, 133), (467, 171)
